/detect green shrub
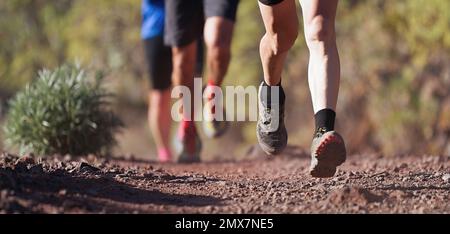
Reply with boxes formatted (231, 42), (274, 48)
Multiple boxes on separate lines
(3, 64), (123, 156)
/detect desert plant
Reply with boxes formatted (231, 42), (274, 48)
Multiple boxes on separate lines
(3, 64), (123, 156)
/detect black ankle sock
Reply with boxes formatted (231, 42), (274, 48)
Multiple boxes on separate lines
(261, 80), (285, 107)
(314, 108), (336, 132)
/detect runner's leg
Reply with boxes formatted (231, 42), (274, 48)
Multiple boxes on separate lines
(256, 0), (296, 155)
(144, 36), (173, 162)
(299, 0), (346, 178)
(258, 0), (298, 86)
(203, 0), (239, 86)
(299, 0), (340, 113)
(202, 0), (239, 138)
(203, 17), (234, 86)
(148, 90), (172, 162)
(165, 0), (203, 162)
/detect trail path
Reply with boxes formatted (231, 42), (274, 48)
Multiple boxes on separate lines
(1, 148), (449, 213)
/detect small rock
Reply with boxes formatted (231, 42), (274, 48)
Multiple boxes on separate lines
(125, 170), (134, 175)
(80, 162), (100, 172)
(70, 162), (100, 174)
(375, 176), (385, 182)
(109, 168), (119, 174)
(442, 174), (450, 183)
(58, 189), (67, 196)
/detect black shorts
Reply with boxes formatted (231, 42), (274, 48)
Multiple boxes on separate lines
(144, 36), (173, 90)
(164, 0), (240, 47)
(144, 36), (205, 90)
(259, 0), (284, 6)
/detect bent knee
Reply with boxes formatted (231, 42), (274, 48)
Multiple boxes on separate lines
(172, 46), (196, 69)
(305, 15), (335, 46)
(204, 18), (233, 50)
(204, 32), (232, 53)
(265, 29), (298, 55)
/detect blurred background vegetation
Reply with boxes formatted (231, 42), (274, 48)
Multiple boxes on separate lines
(1, 0), (449, 159)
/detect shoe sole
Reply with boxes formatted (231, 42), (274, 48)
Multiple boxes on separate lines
(310, 132), (346, 178)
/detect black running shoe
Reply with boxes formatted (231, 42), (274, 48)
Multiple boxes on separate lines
(310, 127), (346, 178)
(256, 82), (288, 155)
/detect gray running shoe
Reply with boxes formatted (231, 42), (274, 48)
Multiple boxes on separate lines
(256, 82), (288, 155)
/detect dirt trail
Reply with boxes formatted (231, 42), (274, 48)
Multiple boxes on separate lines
(1, 147), (449, 214)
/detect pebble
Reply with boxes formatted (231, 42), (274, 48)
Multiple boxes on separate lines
(77, 162), (100, 173)
(109, 168), (119, 173)
(58, 189), (67, 196)
(442, 174), (450, 183)
(375, 176), (385, 182)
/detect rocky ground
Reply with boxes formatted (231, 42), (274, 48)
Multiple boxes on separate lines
(0, 146), (449, 214)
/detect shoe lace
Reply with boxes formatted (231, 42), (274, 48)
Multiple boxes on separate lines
(260, 105), (284, 133)
(315, 127), (328, 138)
(262, 108), (273, 125)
